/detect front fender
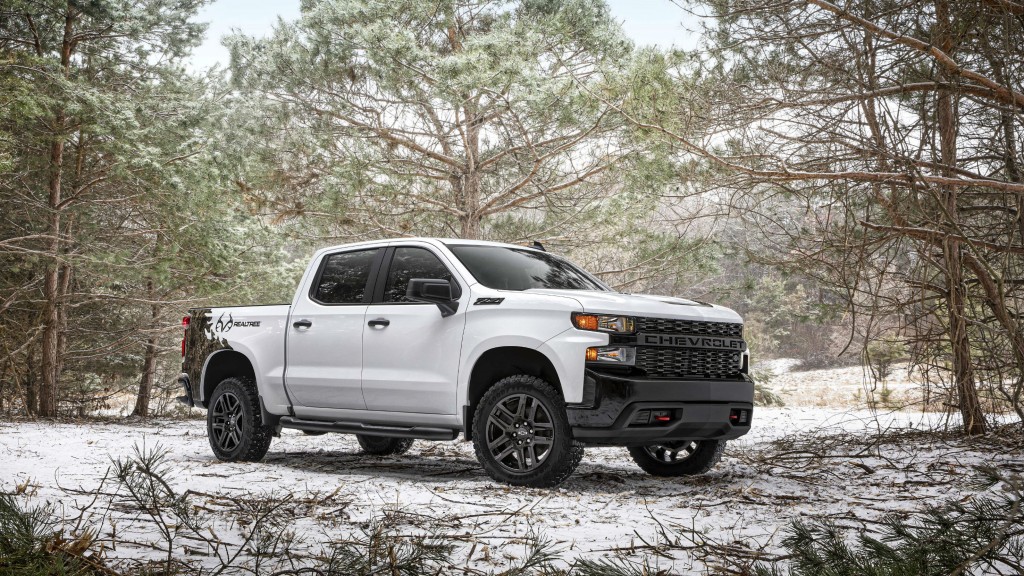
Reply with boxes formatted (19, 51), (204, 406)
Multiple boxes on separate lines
(538, 328), (607, 404)
(457, 334), (552, 411)
(456, 329), (607, 411)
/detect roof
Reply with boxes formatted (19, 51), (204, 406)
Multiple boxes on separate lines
(314, 237), (541, 255)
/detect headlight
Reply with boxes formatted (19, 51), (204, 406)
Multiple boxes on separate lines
(572, 313), (635, 333)
(586, 346), (636, 365)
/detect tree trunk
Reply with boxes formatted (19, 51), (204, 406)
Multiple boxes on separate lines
(459, 170), (482, 239)
(38, 128), (65, 417)
(38, 8), (76, 417)
(24, 344), (38, 415)
(0, 361), (7, 412)
(458, 99), (482, 239)
(935, 0), (985, 434)
(133, 281), (160, 417)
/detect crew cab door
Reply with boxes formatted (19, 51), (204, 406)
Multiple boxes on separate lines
(361, 245), (467, 414)
(285, 247), (383, 410)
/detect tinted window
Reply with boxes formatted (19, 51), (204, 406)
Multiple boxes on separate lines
(448, 245), (607, 291)
(383, 248), (454, 303)
(313, 249), (378, 304)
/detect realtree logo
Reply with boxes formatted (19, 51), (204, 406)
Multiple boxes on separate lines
(207, 313), (260, 338)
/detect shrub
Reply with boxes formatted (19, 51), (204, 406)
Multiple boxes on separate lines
(754, 469), (1024, 576)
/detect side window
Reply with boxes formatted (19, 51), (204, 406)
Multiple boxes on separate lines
(313, 249), (378, 304)
(383, 247), (454, 303)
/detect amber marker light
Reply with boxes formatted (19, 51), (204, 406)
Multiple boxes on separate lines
(574, 314), (600, 331)
(585, 347), (599, 361)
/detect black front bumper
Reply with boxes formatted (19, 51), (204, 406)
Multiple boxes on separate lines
(567, 369), (754, 446)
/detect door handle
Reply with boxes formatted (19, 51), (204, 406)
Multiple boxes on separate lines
(293, 319), (312, 329)
(367, 318), (390, 328)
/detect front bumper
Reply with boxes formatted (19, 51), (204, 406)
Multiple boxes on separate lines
(567, 369), (754, 446)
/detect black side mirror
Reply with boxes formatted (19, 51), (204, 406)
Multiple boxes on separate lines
(407, 278), (459, 317)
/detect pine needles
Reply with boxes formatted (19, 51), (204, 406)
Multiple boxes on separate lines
(755, 469), (1024, 576)
(0, 493), (103, 575)
(3, 438), (1022, 575)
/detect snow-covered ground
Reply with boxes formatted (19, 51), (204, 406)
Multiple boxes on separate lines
(3, 405), (1020, 573)
(755, 359), (928, 408)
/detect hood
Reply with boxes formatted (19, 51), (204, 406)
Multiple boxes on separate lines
(523, 289), (743, 324)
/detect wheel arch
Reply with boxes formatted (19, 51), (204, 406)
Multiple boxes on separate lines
(201, 350), (256, 407)
(463, 346), (561, 440)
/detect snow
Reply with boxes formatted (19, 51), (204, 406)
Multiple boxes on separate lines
(3, 406), (1019, 572)
(755, 359), (932, 408)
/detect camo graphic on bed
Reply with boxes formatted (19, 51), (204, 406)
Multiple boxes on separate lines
(183, 308), (233, 405)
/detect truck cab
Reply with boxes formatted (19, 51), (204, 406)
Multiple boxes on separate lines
(179, 238), (754, 487)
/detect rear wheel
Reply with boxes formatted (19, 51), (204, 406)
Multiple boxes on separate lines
(356, 435), (414, 455)
(207, 377), (273, 462)
(472, 375), (583, 487)
(627, 440), (726, 476)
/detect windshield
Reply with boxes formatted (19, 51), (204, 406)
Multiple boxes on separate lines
(447, 245), (609, 292)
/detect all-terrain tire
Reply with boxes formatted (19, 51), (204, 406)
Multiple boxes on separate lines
(627, 440), (726, 477)
(356, 435), (414, 455)
(472, 375), (583, 488)
(206, 377), (274, 462)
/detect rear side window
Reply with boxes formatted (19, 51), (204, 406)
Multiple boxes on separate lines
(383, 247), (454, 303)
(313, 249), (378, 304)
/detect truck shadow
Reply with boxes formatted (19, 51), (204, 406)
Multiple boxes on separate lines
(260, 449), (743, 494)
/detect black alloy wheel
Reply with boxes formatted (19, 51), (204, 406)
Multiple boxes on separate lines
(643, 441), (699, 464)
(627, 439), (726, 477)
(206, 377), (273, 462)
(472, 375), (583, 487)
(485, 393), (555, 473)
(356, 435), (414, 455)
(210, 391), (244, 452)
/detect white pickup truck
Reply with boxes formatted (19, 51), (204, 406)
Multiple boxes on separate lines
(179, 238), (753, 487)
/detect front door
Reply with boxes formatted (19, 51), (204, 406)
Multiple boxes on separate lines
(361, 246), (466, 414)
(285, 247), (381, 410)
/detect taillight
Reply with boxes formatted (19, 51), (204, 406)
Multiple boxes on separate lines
(181, 316), (190, 357)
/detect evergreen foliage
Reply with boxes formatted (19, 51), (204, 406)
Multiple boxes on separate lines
(0, 494), (93, 575)
(755, 470), (1024, 576)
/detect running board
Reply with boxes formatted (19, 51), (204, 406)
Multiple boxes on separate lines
(279, 417), (458, 441)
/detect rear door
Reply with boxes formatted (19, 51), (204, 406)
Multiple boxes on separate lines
(361, 245), (467, 414)
(285, 247), (383, 409)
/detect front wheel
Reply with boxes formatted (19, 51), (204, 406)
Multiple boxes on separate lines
(627, 440), (726, 477)
(472, 375), (583, 488)
(206, 377), (273, 462)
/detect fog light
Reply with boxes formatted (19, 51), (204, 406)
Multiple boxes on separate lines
(585, 346), (636, 365)
(653, 410), (672, 422)
(730, 408), (751, 425)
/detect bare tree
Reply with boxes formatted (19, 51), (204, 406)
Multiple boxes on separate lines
(622, 0), (1024, 431)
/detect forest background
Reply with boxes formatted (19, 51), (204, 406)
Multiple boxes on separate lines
(2, 0), (1023, 437)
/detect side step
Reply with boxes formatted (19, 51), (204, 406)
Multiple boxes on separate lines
(279, 417), (458, 441)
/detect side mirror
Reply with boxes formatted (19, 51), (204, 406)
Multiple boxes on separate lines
(407, 278), (459, 317)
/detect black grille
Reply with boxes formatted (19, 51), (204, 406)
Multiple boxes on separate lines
(633, 316), (744, 379)
(636, 347), (742, 379)
(635, 317), (742, 338)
